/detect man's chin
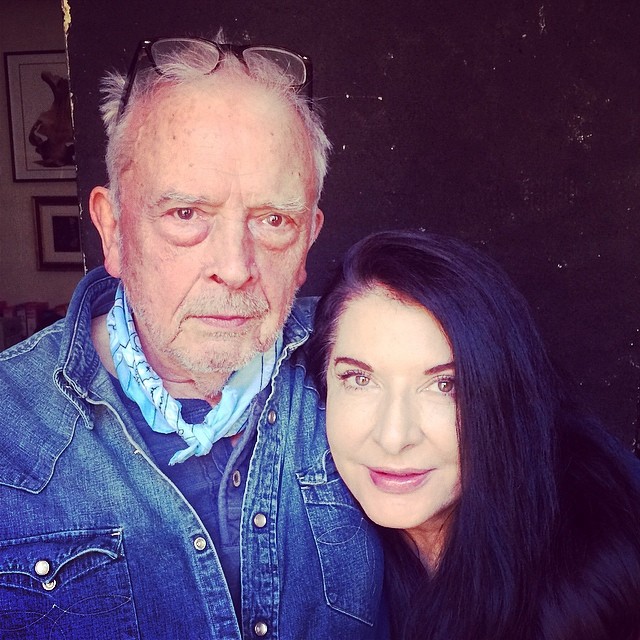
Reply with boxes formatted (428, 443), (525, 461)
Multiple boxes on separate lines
(174, 344), (258, 377)
(164, 323), (280, 380)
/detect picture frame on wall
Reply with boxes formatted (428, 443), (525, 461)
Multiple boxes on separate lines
(34, 196), (83, 270)
(4, 51), (76, 181)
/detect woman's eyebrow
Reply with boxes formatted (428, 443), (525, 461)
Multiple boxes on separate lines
(332, 356), (372, 371)
(333, 357), (454, 376)
(425, 361), (455, 375)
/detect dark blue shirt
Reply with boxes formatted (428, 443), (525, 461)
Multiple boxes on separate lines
(113, 378), (258, 618)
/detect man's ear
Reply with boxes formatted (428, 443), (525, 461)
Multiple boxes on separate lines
(89, 186), (121, 278)
(296, 208), (325, 288)
(310, 207), (324, 245)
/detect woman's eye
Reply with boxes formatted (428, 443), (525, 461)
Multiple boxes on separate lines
(436, 377), (455, 394)
(336, 370), (372, 389)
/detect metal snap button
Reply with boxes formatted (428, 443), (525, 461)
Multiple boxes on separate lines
(193, 536), (207, 551)
(34, 560), (50, 576)
(253, 513), (267, 528)
(232, 470), (241, 487)
(267, 410), (277, 424)
(42, 579), (57, 591)
(254, 621), (268, 636)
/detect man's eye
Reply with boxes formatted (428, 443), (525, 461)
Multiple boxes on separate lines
(250, 212), (297, 248)
(173, 208), (195, 221)
(264, 214), (285, 228)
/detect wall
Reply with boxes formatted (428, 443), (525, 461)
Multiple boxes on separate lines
(65, 0), (640, 448)
(0, 0), (81, 309)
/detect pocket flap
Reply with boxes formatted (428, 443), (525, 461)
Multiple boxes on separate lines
(0, 527), (123, 586)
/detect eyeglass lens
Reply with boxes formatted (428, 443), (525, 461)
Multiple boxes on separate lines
(242, 47), (307, 85)
(150, 39), (306, 86)
(150, 38), (220, 68)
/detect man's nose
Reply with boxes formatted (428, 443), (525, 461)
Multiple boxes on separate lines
(372, 391), (422, 455)
(203, 216), (255, 289)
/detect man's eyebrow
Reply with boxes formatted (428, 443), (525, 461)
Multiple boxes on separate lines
(151, 192), (310, 213)
(261, 197), (309, 213)
(153, 191), (211, 207)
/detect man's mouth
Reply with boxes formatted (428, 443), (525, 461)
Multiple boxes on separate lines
(190, 314), (255, 329)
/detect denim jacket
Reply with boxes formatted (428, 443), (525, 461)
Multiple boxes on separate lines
(0, 268), (387, 639)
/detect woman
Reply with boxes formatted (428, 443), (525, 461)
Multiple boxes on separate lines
(308, 230), (640, 640)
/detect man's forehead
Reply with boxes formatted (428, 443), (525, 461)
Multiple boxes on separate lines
(142, 72), (297, 128)
(120, 73), (317, 208)
(131, 80), (311, 165)
(121, 154), (315, 212)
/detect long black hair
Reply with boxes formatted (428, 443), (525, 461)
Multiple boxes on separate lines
(308, 230), (640, 640)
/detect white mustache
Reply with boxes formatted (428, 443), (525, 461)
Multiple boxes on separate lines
(180, 291), (269, 318)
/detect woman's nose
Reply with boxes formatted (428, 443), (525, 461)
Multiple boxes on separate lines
(372, 392), (423, 455)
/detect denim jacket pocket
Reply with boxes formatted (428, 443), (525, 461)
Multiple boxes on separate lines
(297, 454), (382, 626)
(0, 527), (139, 639)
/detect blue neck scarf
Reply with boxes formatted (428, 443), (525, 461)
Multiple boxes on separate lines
(106, 283), (282, 465)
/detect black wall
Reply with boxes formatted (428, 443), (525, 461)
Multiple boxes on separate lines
(66, 0), (640, 447)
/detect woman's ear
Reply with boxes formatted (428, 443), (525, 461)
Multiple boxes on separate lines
(89, 186), (121, 278)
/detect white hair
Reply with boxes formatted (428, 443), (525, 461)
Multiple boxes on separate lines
(99, 36), (331, 216)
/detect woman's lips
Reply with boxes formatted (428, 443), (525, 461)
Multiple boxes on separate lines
(368, 468), (432, 494)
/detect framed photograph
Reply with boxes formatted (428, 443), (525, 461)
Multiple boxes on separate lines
(34, 196), (83, 270)
(4, 51), (76, 181)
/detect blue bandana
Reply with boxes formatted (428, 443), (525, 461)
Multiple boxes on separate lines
(106, 283), (282, 465)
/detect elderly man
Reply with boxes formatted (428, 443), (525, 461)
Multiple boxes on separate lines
(0, 37), (386, 639)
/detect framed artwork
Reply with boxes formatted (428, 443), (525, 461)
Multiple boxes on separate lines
(4, 51), (76, 181)
(34, 196), (83, 270)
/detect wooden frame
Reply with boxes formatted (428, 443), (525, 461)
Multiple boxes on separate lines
(4, 51), (76, 181)
(34, 196), (83, 270)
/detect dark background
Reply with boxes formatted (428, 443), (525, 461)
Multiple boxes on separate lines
(66, 0), (640, 447)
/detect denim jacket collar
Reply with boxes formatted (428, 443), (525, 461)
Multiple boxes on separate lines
(2, 267), (313, 494)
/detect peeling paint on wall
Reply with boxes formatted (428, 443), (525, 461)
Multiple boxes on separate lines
(62, 0), (71, 35)
(538, 5), (546, 35)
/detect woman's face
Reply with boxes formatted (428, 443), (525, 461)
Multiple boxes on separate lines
(325, 287), (461, 560)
